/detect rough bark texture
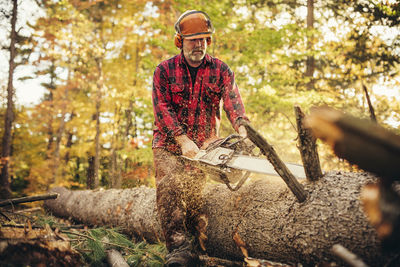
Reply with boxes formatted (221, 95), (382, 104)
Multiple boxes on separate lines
(306, 107), (400, 251)
(44, 172), (396, 266)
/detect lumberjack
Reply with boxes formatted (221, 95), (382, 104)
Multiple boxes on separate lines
(151, 10), (250, 267)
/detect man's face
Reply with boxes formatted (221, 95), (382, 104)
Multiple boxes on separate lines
(182, 37), (207, 67)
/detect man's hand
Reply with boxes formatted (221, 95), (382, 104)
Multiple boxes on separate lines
(238, 125), (254, 149)
(238, 125), (247, 139)
(175, 135), (200, 158)
(200, 135), (220, 150)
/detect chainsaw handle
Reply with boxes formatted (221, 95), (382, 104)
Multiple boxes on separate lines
(205, 134), (242, 152)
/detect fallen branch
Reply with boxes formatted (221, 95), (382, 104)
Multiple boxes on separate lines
(106, 249), (129, 267)
(294, 105), (323, 181)
(243, 121), (307, 202)
(0, 193), (59, 208)
(332, 244), (368, 267)
(199, 255), (243, 267)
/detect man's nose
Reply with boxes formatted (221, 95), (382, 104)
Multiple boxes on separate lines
(195, 39), (204, 46)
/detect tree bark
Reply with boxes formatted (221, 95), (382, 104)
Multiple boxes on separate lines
(305, 106), (400, 251)
(44, 172), (395, 266)
(0, 0), (18, 199)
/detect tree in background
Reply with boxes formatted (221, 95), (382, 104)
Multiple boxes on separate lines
(0, 0), (36, 198)
(1, 0), (399, 196)
(0, 0), (17, 199)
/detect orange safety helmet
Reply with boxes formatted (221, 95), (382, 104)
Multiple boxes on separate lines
(174, 10), (214, 49)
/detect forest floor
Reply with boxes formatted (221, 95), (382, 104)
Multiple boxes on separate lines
(0, 206), (167, 266)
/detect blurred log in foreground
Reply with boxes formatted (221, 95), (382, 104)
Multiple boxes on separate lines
(305, 106), (400, 182)
(305, 106), (400, 251)
(0, 225), (81, 266)
(44, 172), (397, 266)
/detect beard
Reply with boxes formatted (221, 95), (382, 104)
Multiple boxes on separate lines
(184, 48), (206, 64)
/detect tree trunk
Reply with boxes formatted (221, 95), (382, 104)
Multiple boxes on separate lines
(362, 82), (377, 122)
(93, 58), (103, 189)
(305, 0), (315, 90)
(52, 85), (69, 186)
(63, 112), (75, 164)
(44, 172), (396, 266)
(86, 156), (95, 189)
(0, 0), (18, 199)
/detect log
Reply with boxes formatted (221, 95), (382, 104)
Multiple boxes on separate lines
(294, 106), (323, 181)
(44, 172), (397, 266)
(305, 107), (400, 251)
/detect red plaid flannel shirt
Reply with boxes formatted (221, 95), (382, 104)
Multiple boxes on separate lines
(152, 52), (249, 154)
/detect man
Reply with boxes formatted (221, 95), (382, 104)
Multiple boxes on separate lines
(152, 10), (249, 266)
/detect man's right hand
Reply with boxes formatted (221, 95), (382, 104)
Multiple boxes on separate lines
(175, 135), (199, 158)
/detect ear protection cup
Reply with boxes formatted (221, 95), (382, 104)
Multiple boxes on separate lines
(174, 34), (183, 49)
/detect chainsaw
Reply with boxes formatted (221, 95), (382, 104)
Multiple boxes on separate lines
(182, 134), (306, 191)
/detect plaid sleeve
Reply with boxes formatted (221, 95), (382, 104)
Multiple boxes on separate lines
(220, 65), (249, 131)
(152, 65), (185, 137)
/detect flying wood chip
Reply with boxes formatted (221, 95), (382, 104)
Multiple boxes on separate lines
(232, 230), (248, 258)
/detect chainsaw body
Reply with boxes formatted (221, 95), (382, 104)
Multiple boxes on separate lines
(182, 134), (306, 191)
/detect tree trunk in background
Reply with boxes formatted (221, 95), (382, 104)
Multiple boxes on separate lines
(93, 58), (103, 189)
(362, 83), (377, 122)
(51, 75), (70, 186)
(305, 0), (315, 90)
(63, 112), (75, 164)
(0, 0), (18, 199)
(45, 172), (396, 266)
(45, 61), (57, 159)
(86, 156), (95, 189)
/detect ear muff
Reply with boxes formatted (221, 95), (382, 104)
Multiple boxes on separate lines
(174, 34), (183, 49)
(206, 37), (211, 46)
